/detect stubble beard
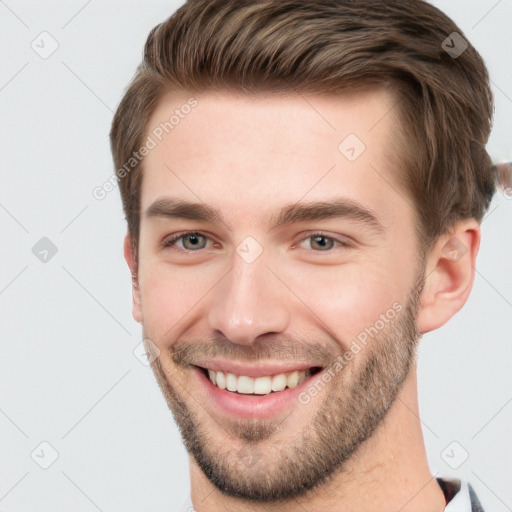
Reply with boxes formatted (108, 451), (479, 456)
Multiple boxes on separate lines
(145, 279), (423, 502)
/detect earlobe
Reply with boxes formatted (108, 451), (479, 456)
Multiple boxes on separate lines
(416, 220), (481, 334)
(123, 233), (142, 324)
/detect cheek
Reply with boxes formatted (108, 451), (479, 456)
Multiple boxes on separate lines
(138, 264), (215, 342)
(283, 263), (404, 343)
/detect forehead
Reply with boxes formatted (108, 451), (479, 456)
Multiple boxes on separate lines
(140, 88), (411, 229)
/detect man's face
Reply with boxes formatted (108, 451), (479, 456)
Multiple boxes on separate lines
(131, 90), (425, 500)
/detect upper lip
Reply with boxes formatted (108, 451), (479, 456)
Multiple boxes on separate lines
(195, 360), (322, 378)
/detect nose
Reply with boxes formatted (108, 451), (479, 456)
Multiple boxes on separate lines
(207, 250), (291, 346)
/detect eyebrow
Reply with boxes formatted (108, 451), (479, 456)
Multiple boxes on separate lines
(145, 198), (386, 235)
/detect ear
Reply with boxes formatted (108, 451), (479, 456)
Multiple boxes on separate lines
(416, 219), (481, 334)
(123, 233), (142, 324)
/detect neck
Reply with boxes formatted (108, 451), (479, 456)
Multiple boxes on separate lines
(188, 363), (446, 512)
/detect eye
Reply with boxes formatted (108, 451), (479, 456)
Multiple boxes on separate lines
(162, 231), (214, 252)
(297, 232), (350, 252)
(161, 230), (350, 254)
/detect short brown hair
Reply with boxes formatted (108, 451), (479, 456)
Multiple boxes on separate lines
(110, 0), (496, 261)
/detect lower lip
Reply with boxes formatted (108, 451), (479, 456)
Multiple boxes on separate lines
(192, 366), (322, 419)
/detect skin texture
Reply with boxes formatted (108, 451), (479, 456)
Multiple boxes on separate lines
(124, 89), (481, 511)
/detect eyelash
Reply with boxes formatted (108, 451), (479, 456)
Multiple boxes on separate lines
(161, 230), (350, 253)
(161, 231), (216, 251)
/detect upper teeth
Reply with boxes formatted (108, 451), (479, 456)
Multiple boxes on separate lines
(207, 369), (311, 395)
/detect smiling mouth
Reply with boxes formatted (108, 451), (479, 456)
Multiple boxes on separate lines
(195, 366), (323, 396)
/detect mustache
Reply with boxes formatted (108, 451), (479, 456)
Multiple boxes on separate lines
(170, 334), (337, 368)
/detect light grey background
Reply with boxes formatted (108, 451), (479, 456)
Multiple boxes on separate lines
(1, 1), (511, 510)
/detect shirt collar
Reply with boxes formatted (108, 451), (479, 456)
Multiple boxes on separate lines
(437, 477), (473, 511)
